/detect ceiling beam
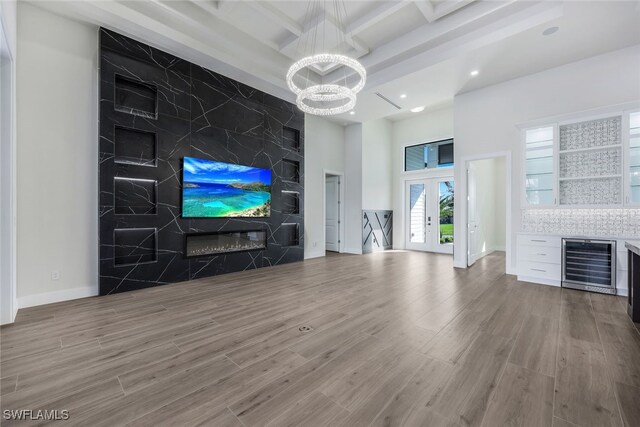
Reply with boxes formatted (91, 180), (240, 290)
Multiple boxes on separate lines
(360, 1), (564, 89)
(194, 0), (220, 17)
(431, 0), (476, 21)
(349, 0), (412, 35)
(414, 0), (436, 23)
(278, 7), (370, 60)
(247, 2), (303, 37)
(151, 0), (280, 51)
(324, 0), (518, 84)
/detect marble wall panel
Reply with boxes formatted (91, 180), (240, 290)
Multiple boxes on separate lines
(99, 28), (304, 295)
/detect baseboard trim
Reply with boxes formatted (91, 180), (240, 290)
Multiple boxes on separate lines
(478, 248), (497, 259)
(453, 260), (466, 269)
(0, 306), (17, 325)
(17, 286), (98, 309)
(304, 250), (325, 260)
(343, 247), (363, 255)
(517, 275), (561, 287)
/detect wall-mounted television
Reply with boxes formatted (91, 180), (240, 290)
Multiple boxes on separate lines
(182, 157), (272, 218)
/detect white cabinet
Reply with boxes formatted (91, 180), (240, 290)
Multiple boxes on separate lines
(517, 233), (636, 295)
(517, 234), (562, 286)
(518, 244), (561, 263)
(521, 109), (640, 208)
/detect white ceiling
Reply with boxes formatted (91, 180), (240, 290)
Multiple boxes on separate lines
(31, 0), (640, 124)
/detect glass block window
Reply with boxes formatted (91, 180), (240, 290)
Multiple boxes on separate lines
(404, 139), (454, 171)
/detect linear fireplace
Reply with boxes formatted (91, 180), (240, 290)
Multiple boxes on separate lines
(185, 230), (267, 257)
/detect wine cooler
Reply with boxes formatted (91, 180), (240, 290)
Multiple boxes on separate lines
(562, 239), (616, 294)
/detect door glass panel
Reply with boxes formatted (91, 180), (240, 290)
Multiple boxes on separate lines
(439, 181), (454, 244)
(409, 183), (426, 243)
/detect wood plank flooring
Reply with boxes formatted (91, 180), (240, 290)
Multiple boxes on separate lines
(1, 251), (639, 426)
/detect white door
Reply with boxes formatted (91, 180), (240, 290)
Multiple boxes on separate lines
(325, 175), (340, 252)
(467, 165), (480, 266)
(405, 178), (454, 254)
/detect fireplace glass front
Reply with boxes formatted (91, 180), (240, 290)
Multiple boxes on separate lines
(185, 230), (267, 257)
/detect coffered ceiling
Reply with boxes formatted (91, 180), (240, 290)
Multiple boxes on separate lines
(31, 0), (640, 123)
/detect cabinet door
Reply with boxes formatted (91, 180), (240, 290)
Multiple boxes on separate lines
(523, 126), (556, 207)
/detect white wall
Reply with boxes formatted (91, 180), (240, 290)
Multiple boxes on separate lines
(494, 157), (506, 250)
(454, 45), (640, 273)
(469, 157), (506, 259)
(344, 123), (363, 253)
(305, 117), (392, 257)
(16, 3), (98, 307)
(362, 118), (392, 210)
(304, 115), (345, 259)
(391, 107), (454, 249)
(0, 0), (17, 323)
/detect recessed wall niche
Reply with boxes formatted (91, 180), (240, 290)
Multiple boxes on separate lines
(113, 228), (157, 266)
(114, 177), (157, 215)
(283, 126), (301, 152)
(281, 223), (300, 247)
(114, 75), (157, 119)
(99, 28), (304, 295)
(282, 191), (300, 215)
(114, 126), (157, 166)
(282, 159), (300, 183)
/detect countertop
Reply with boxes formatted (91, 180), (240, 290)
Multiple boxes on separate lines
(518, 232), (640, 243)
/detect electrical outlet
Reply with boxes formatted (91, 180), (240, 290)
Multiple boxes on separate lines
(51, 270), (60, 281)
(313, 241), (317, 247)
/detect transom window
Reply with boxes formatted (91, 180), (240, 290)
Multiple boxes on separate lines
(404, 139), (454, 172)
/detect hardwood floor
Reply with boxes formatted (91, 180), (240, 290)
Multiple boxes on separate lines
(1, 251), (639, 426)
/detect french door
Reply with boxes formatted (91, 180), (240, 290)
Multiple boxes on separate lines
(405, 178), (454, 254)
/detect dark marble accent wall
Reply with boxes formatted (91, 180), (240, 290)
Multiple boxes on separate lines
(362, 210), (393, 253)
(99, 28), (304, 295)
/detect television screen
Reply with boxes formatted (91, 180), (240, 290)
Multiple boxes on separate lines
(182, 157), (271, 218)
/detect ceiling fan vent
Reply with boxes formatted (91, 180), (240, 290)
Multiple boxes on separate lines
(375, 92), (402, 110)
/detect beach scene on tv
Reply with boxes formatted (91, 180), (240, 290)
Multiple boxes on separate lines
(182, 157), (272, 217)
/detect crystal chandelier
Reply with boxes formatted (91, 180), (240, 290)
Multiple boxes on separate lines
(286, 0), (366, 116)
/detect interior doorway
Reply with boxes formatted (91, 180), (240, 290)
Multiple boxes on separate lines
(324, 172), (344, 253)
(466, 157), (507, 266)
(405, 177), (454, 254)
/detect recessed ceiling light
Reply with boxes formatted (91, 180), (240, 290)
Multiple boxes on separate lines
(349, 111), (355, 115)
(542, 26), (559, 36)
(400, 94), (407, 99)
(410, 106), (425, 113)
(470, 70), (479, 77)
